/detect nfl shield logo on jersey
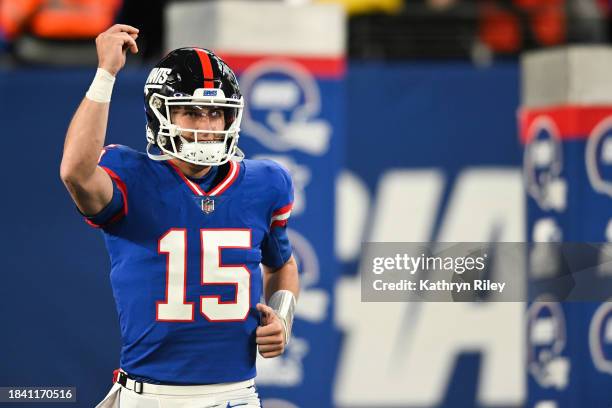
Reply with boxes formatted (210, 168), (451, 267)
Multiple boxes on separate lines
(201, 198), (215, 214)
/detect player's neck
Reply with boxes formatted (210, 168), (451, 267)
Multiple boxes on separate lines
(171, 159), (211, 179)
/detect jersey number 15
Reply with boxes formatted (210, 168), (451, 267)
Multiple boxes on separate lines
(156, 228), (251, 322)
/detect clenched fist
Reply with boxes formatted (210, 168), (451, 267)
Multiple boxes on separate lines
(95, 24), (139, 76)
(256, 303), (286, 358)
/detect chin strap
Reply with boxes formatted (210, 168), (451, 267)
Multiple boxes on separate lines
(268, 290), (297, 345)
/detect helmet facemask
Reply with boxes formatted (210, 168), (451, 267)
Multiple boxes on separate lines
(146, 88), (244, 166)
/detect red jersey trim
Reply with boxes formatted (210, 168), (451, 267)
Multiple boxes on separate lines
(84, 166), (129, 228)
(208, 161), (240, 196)
(167, 161), (240, 197)
(272, 202), (293, 216)
(270, 219), (289, 228)
(270, 202), (293, 229)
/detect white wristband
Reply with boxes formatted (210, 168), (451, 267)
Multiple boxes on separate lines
(268, 290), (296, 345)
(86, 68), (116, 103)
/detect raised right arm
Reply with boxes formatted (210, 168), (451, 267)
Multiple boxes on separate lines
(60, 24), (139, 216)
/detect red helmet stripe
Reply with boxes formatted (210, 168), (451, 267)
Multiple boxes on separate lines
(195, 49), (214, 88)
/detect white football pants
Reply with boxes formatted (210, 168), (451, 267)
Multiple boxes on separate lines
(95, 380), (261, 408)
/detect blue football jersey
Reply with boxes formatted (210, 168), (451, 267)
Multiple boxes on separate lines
(87, 145), (293, 384)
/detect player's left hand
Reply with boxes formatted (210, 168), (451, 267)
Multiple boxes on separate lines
(256, 303), (286, 358)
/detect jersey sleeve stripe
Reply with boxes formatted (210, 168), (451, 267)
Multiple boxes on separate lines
(102, 166), (129, 216)
(85, 166), (129, 228)
(271, 211), (291, 223)
(270, 219), (289, 228)
(84, 208), (126, 229)
(270, 203), (292, 229)
(270, 211), (291, 228)
(272, 203), (293, 216)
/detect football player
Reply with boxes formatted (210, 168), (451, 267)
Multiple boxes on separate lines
(60, 24), (299, 408)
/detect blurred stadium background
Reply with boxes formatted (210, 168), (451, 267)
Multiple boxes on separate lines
(1, 0), (612, 407)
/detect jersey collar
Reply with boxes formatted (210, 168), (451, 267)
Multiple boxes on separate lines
(166, 160), (240, 197)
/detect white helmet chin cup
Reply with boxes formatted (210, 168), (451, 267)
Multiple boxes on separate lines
(178, 137), (227, 163)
